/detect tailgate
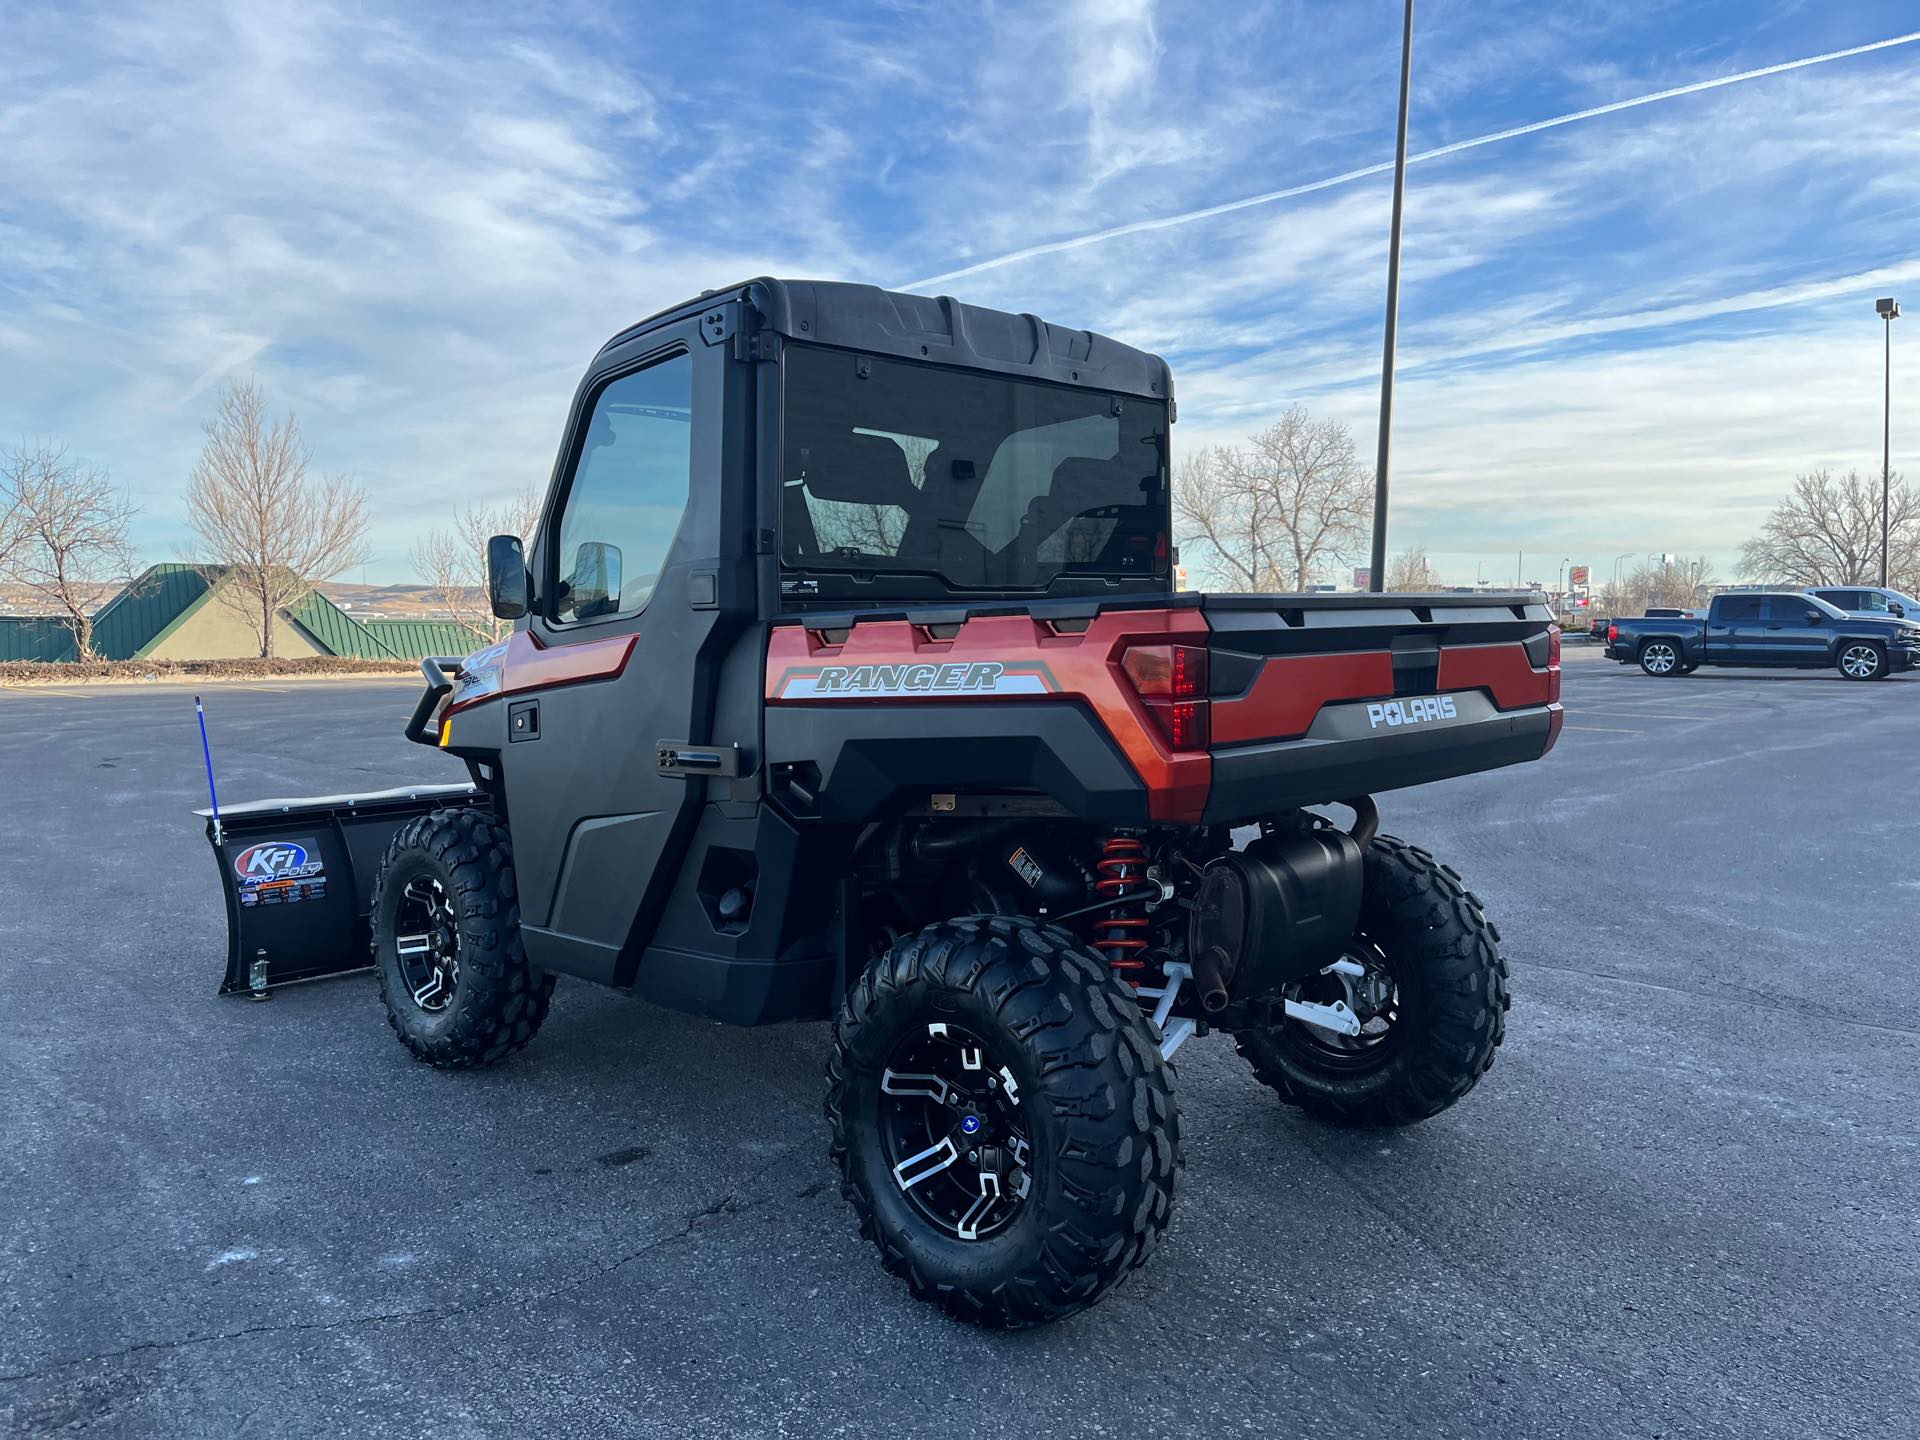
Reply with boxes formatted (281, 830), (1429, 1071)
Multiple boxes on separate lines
(1200, 592), (1561, 822)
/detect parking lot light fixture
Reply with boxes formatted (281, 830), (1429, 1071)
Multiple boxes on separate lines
(1877, 297), (1899, 586)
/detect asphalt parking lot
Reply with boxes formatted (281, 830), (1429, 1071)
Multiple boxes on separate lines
(3, 653), (1917, 1438)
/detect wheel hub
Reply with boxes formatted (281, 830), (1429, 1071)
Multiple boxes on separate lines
(878, 1022), (1032, 1241)
(395, 875), (459, 1013)
(1289, 944), (1401, 1060)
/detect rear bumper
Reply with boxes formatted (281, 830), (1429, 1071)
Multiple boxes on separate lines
(1203, 700), (1559, 824)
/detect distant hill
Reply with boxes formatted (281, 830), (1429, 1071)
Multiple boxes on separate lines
(316, 581), (473, 621)
(1, 577), (467, 620)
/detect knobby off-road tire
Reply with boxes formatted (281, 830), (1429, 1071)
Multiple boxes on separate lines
(369, 807), (553, 1068)
(1235, 835), (1509, 1128)
(827, 916), (1181, 1328)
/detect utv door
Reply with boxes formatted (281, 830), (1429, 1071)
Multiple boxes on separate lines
(505, 314), (753, 986)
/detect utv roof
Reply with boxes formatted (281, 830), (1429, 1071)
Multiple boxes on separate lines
(601, 277), (1175, 407)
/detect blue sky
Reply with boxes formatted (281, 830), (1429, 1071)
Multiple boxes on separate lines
(3, 0), (1919, 588)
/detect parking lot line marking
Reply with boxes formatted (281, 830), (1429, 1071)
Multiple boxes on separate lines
(1565, 724), (1644, 733)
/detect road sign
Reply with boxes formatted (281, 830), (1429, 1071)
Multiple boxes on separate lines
(1352, 567), (1371, 590)
(1569, 565), (1590, 585)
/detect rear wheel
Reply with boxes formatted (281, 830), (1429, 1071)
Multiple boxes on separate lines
(369, 807), (553, 1068)
(1639, 640), (1681, 675)
(827, 916), (1180, 1328)
(1838, 642), (1884, 681)
(1234, 836), (1508, 1127)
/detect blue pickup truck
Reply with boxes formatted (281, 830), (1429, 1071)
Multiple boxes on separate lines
(1606, 591), (1920, 680)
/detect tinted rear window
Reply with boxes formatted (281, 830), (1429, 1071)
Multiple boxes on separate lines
(780, 346), (1169, 591)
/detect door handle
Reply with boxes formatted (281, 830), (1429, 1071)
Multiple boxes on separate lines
(656, 741), (742, 778)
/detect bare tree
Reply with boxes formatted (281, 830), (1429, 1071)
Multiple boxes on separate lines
(0, 441), (138, 660)
(1385, 544), (1434, 591)
(185, 379), (371, 657)
(1175, 407), (1372, 592)
(1600, 555), (1718, 617)
(410, 481), (543, 642)
(1737, 469), (1919, 591)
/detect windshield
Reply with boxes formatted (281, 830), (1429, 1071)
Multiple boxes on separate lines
(780, 345), (1169, 591)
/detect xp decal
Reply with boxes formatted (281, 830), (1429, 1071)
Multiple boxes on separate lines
(1366, 694), (1458, 729)
(772, 659), (1057, 700)
(231, 837), (327, 907)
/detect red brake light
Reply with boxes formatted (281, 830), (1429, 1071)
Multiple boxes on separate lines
(1121, 644), (1211, 752)
(1547, 626), (1562, 704)
(1122, 644), (1207, 698)
(1607, 623), (1618, 643)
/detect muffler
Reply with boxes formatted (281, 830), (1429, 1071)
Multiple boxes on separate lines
(1187, 827), (1364, 1010)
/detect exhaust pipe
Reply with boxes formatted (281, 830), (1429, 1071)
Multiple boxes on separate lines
(1343, 794), (1380, 847)
(1189, 944), (1231, 1013)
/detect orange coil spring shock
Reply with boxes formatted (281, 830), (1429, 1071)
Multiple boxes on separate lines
(1093, 836), (1154, 977)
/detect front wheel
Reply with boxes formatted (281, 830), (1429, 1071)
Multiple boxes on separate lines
(827, 917), (1180, 1328)
(369, 807), (553, 1068)
(1838, 642), (1885, 681)
(1639, 640), (1682, 675)
(1234, 836), (1509, 1127)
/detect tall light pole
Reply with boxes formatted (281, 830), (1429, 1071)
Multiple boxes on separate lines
(1367, 0), (1415, 593)
(1877, 297), (1900, 586)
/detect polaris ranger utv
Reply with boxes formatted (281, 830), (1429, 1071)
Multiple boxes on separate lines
(202, 278), (1562, 1328)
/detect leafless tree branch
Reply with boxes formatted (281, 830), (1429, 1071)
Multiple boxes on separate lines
(1172, 407), (1371, 592)
(184, 379), (371, 657)
(1, 440), (139, 659)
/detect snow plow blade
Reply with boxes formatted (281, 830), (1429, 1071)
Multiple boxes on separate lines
(200, 783), (483, 996)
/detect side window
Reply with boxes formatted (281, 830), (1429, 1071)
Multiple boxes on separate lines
(551, 353), (693, 624)
(1717, 596), (1762, 623)
(1858, 591), (1890, 613)
(1762, 595), (1812, 624)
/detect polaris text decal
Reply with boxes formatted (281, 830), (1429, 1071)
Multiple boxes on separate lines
(774, 660), (1055, 700)
(231, 837), (328, 908)
(1366, 695), (1458, 729)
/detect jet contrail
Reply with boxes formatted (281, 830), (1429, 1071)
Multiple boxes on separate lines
(906, 29), (1920, 290)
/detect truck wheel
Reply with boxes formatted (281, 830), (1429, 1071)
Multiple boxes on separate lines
(1234, 836), (1508, 1128)
(827, 916), (1180, 1328)
(1638, 640), (1681, 675)
(369, 807), (553, 1068)
(1838, 642), (1884, 681)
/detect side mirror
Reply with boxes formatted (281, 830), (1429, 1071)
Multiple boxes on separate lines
(1805, 609), (1822, 624)
(569, 540), (623, 620)
(1891, 602), (1907, 618)
(486, 534), (529, 620)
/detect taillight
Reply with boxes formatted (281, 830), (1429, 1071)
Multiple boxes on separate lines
(1607, 623), (1618, 644)
(1548, 625), (1562, 704)
(1121, 644), (1210, 752)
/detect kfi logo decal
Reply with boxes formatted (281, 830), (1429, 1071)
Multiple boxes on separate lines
(232, 841), (324, 884)
(775, 660), (1055, 699)
(1366, 694), (1458, 729)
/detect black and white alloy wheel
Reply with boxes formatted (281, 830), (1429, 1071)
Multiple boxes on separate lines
(368, 807), (553, 1068)
(879, 1022), (1031, 1242)
(1839, 643), (1883, 681)
(394, 874), (460, 1013)
(1640, 641), (1680, 676)
(827, 916), (1180, 1328)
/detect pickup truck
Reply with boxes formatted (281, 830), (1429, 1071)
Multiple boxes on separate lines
(1606, 590), (1920, 679)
